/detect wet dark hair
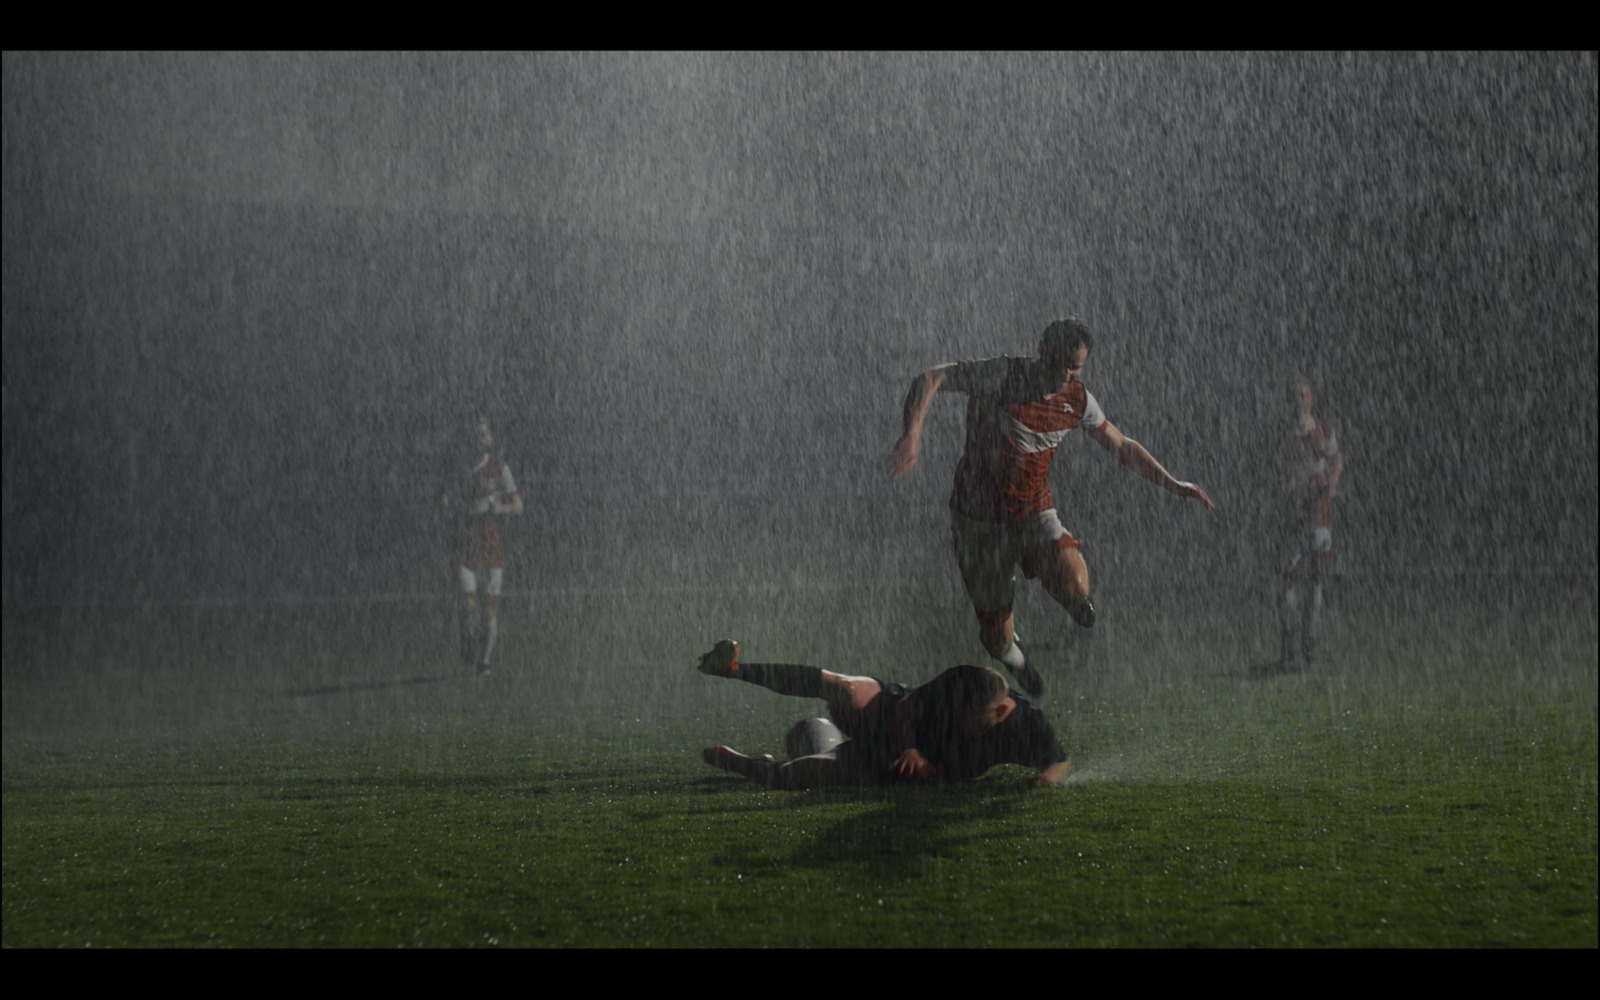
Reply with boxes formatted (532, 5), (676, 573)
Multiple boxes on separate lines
(947, 664), (1010, 710)
(1041, 317), (1094, 361)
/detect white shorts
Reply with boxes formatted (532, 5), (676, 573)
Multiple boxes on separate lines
(950, 508), (1076, 614)
(458, 566), (504, 596)
(1311, 526), (1333, 554)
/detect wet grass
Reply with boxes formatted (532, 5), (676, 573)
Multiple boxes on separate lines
(3, 591), (1595, 947)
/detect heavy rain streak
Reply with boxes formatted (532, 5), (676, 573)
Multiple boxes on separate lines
(2, 53), (1595, 948)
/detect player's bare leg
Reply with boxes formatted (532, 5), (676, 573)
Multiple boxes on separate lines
(1038, 540), (1095, 628)
(819, 671), (881, 716)
(975, 606), (1015, 660)
(1278, 559), (1306, 671)
(1301, 553), (1325, 669)
(478, 594), (500, 676)
(1303, 583), (1322, 667)
(1278, 582), (1298, 668)
(459, 590), (479, 665)
(975, 607), (1045, 698)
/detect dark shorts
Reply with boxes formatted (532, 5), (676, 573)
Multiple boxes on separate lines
(826, 679), (913, 784)
(829, 679), (908, 739)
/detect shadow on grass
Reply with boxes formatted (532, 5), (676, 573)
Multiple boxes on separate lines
(1213, 659), (1310, 682)
(695, 775), (1033, 878)
(281, 672), (460, 698)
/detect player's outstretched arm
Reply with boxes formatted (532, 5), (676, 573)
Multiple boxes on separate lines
(1087, 420), (1216, 510)
(890, 364), (954, 478)
(1033, 759), (1072, 787)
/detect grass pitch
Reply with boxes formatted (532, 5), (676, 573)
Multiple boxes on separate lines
(3, 585), (1595, 947)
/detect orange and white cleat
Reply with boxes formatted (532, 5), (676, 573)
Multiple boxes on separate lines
(696, 639), (740, 677)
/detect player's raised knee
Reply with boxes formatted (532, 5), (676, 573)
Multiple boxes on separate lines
(822, 672), (882, 711)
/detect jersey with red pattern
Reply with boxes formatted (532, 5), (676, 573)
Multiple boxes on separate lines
(944, 356), (1106, 523)
(456, 453), (519, 571)
(1285, 418), (1337, 531)
(1286, 418), (1338, 491)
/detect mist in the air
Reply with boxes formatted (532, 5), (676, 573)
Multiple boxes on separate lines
(3, 53), (1595, 701)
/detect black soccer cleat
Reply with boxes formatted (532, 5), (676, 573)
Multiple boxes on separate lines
(1005, 639), (1046, 698)
(1069, 597), (1096, 629)
(1008, 661), (1046, 698)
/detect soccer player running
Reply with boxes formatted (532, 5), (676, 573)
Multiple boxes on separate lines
(695, 640), (1072, 789)
(890, 317), (1215, 697)
(444, 415), (523, 676)
(1277, 376), (1343, 671)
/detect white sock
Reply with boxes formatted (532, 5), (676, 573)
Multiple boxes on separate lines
(480, 610), (498, 665)
(997, 641), (1026, 672)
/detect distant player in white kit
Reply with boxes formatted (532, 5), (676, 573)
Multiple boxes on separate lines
(446, 415), (523, 675)
(1278, 376), (1343, 670)
(890, 317), (1216, 697)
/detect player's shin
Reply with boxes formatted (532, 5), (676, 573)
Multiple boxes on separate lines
(1277, 585), (1296, 666)
(1302, 583), (1322, 666)
(459, 605), (477, 665)
(479, 604), (499, 671)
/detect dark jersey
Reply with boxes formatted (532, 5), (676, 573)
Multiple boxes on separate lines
(847, 667), (1067, 784)
(931, 693), (1064, 783)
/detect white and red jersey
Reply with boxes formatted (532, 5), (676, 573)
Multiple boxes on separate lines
(1285, 417), (1337, 537)
(944, 356), (1106, 523)
(1286, 418), (1338, 492)
(456, 453), (519, 571)
(464, 453), (518, 515)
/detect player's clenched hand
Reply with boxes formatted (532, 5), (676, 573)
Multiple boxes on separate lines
(1174, 481), (1216, 510)
(893, 748), (936, 779)
(889, 436), (920, 478)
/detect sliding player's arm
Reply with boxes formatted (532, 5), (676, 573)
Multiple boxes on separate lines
(1034, 759), (1072, 787)
(1010, 707), (1071, 788)
(889, 693), (937, 779)
(890, 363), (957, 478)
(1085, 419), (1216, 510)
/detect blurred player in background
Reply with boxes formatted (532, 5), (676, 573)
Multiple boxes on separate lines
(890, 317), (1215, 697)
(445, 415), (523, 675)
(1278, 376), (1343, 670)
(695, 639), (1071, 789)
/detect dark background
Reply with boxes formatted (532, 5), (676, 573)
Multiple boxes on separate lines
(4, 52), (1596, 613)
